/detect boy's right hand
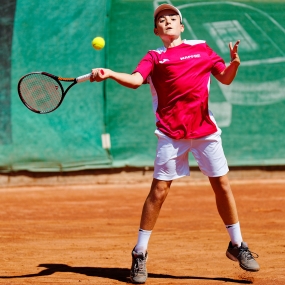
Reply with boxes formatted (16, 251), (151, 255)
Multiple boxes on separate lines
(90, 68), (110, 82)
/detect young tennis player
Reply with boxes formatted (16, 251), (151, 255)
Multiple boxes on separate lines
(90, 4), (260, 284)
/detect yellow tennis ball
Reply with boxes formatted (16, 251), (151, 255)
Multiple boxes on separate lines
(92, 37), (105, 50)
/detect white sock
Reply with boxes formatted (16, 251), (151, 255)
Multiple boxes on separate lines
(134, 229), (152, 254)
(226, 222), (243, 247)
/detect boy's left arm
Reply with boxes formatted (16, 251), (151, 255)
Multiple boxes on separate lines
(214, 40), (240, 85)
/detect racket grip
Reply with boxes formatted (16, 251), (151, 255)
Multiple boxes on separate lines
(76, 73), (91, 83)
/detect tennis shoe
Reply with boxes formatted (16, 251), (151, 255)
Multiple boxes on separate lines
(130, 248), (148, 284)
(226, 241), (260, 272)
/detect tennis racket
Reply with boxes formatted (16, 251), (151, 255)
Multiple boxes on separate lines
(17, 71), (91, 114)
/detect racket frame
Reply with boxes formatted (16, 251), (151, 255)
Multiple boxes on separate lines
(18, 71), (82, 114)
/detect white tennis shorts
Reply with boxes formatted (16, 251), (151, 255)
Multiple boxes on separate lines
(153, 126), (229, 180)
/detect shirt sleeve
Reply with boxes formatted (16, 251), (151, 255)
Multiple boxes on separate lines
(205, 44), (226, 75)
(132, 52), (154, 82)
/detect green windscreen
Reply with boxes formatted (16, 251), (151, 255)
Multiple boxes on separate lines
(106, 0), (285, 167)
(0, 0), (111, 172)
(0, 0), (284, 172)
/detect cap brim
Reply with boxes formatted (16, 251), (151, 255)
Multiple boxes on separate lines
(154, 4), (182, 22)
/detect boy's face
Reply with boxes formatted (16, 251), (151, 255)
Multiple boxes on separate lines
(154, 9), (184, 39)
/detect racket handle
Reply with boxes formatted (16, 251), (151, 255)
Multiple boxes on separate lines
(76, 73), (91, 83)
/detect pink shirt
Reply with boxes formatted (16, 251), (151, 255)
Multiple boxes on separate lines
(133, 40), (226, 139)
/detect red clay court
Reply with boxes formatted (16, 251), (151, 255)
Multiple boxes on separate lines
(0, 169), (284, 285)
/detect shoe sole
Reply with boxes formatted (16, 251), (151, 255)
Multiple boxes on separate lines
(226, 251), (260, 272)
(130, 276), (147, 284)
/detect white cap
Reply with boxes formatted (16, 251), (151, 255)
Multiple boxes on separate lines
(154, 4), (182, 23)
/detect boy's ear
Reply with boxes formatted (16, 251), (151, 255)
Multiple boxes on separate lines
(181, 24), (185, 33)
(154, 28), (159, 36)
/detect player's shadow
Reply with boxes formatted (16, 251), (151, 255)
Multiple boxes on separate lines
(0, 263), (253, 284)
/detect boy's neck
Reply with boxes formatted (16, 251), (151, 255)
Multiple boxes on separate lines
(162, 37), (183, 48)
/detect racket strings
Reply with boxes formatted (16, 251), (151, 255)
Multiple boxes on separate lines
(19, 73), (63, 113)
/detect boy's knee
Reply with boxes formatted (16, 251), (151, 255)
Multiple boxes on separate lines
(209, 175), (232, 195)
(150, 181), (170, 202)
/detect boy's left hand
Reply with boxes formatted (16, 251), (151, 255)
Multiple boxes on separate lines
(229, 40), (240, 64)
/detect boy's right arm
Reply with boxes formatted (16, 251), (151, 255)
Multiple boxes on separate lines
(90, 68), (144, 89)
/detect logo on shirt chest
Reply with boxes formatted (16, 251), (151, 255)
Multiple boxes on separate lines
(159, 59), (170, 64)
(180, 54), (201, 60)
(158, 54), (201, 64)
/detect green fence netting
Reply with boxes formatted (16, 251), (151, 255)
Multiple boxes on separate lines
(0, 0), (110, 172)
(0, 0), (285, 172)
(106, 0), (285, 167)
